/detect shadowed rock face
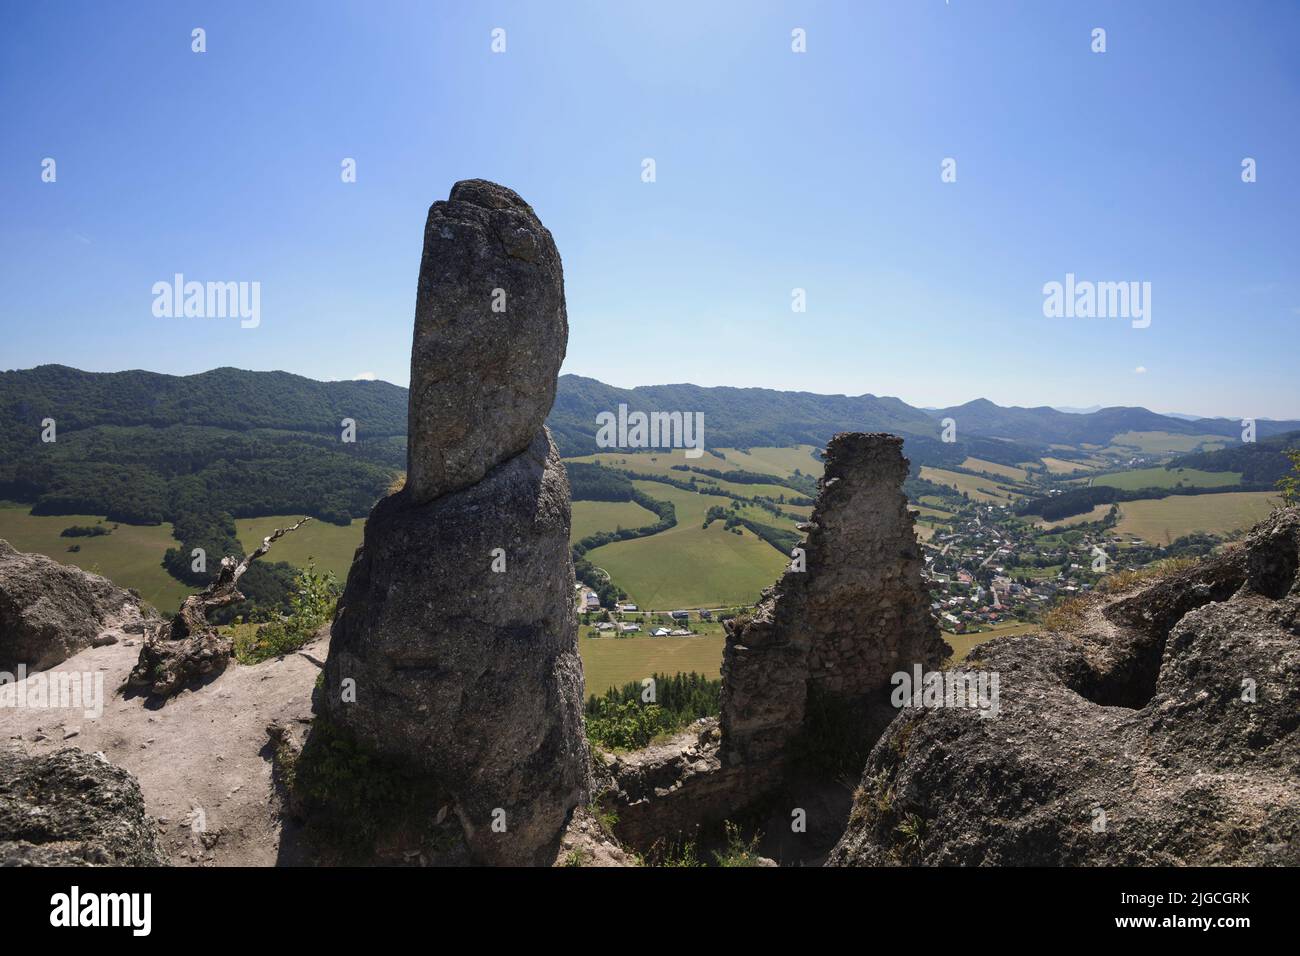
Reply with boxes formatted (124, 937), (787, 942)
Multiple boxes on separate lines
(320, 181), (586, 866)
(406, 179), (568, 506)
(0, 748), (167, 866)
(829, 507), (1300, 867)
(0, 539), (153, 673)
(721, 433), (948, 782)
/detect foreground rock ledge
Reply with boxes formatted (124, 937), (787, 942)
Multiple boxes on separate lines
(0, 748), (167, 866)
(0, 538), (154, 673)
(828, 506), (1300, 866)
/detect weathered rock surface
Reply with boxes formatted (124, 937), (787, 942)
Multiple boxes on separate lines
(829, 507), (1300, 866)
(319, 180), (586, 866)
(0, 538), (153, 672)
(406, 179), (568, 506)
(601, 718), (739, 850)
(601, 434), (944, 855)
(722, 433), (948, 783)
(0, 748), (167, 866)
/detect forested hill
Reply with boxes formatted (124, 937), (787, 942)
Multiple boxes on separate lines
(1, 364), (406, 436)
(548, 374), (1043, 467)
(1169, 430), (1300, 484)
(0, 365), (407, 526)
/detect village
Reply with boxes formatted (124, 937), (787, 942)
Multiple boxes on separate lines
(918, 503), (1113, 635)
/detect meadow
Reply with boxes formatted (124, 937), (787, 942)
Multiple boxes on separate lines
(1033, 503), (1114, 528)
(1041, 456), (1101, 474)
(1092, 466), (1240, 491)
(570, 499), (659, 542)
(0, 503), (190, 611)
(1107, 431), (1228, 454)
(713, 445), (821, 477)
(579, 632), (725, 697)
(960, 457), (1029, 481)
(942, 620), (1042, 663)
(919, 467), (1019, 503)
(1112, 492), (1281, 542)
(235, 515), (365, 580)
(581, 480), (788, 608)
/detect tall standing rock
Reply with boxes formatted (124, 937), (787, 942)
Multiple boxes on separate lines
(721, 433), (948, 787)
(406, 179), (568, 505)
(320, 180), (587, 866)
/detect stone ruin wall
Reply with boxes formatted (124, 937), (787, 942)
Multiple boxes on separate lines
(606, 433), (948, 850)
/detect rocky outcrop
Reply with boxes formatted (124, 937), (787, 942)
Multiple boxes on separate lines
(318, 180), (587, 866)
(406, 179), (568, 506)
(0, 538), (153, 672)
(0, 748), (167, 866)
(601, 718), (738, 850)
(829, 507), (1300, 866)
(722, 433), (948, 786)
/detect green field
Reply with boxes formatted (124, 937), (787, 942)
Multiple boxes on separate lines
(960, 457), (1028, 481)
(713, 445), (821, 478)
(0, 503), (191, 611)
(1113, 492), (1280, 542)
(942, 621), (1042, 663)
(1107, 431), (1228, 454)
(1034, 503), (1114, 529)
(579, 633), (725, 697)
(570, 499), (659, 542)
(235, 515), (365, 580)
(1041, 456), (1100, 474)
(919, 467), (1017, 503)
(565, 448), (730, 478)
(582, 480), (787, 608)
(1093, 466), (1240, 491)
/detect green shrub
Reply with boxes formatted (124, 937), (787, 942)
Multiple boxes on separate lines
(234, 562), (340, 664)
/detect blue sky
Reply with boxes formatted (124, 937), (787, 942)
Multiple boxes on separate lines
(2, 1), (1297, 417)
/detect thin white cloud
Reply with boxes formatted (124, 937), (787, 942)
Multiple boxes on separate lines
(353, 371), (377, 381)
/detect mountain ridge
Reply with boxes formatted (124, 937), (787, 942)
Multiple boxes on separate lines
(5, 365), (1298, 466)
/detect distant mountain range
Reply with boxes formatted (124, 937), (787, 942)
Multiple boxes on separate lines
(4, 367), (1299, 504)
(549, 375), (1300, 461)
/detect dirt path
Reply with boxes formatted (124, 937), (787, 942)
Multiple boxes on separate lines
(1, 628), (327, 866)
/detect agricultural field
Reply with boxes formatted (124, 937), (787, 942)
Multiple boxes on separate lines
(1041, 456), (1100, 474)
(1093, 466), (1240, 491)
(564, 448), (731, 479)
(1033, 504), (1114, 529)
(1107, 431), (1228, 454)
(960, 457), (1028, 481)
(1111, 492), (1281, 543)
(579, 633), (725, 697)
(942, 620), (1042, 663)
(918, 467), (1019, 503)
(235, 515), (365, 580)
(909, 504), (953, 521)
(570, 499), (659, 541)
(713, 445), (821, 478)
(0, 503), (190, 611)
(582, 480), (787, 608)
